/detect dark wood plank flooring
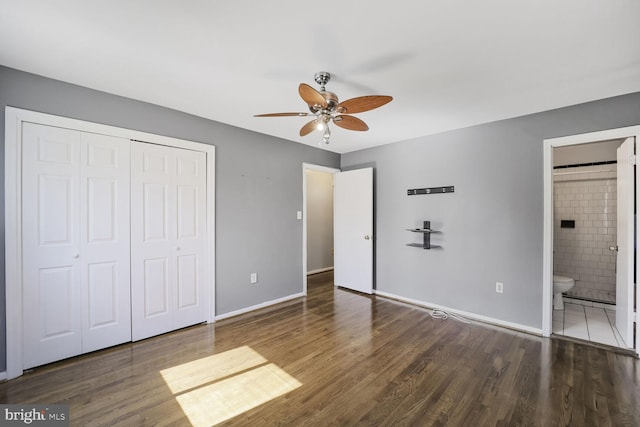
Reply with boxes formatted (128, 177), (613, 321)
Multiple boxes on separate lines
(1, 271), (639, 426)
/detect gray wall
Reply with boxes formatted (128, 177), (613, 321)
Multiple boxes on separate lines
(342, 92), (640, 329)
(0, 66), (340, 371)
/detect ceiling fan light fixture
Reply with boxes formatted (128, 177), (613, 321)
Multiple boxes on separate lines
(316, 113), (330, 132)
(322, 126), (331, 144)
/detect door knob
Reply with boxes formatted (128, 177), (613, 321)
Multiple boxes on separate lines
(364, 235), (371, 240)
(73, 253), (80, 259)
(609, 245), (618, 252)
(176, 246), (181, 251)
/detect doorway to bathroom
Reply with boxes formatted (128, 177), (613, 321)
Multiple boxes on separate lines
(552, 140), (624, 347)
(543, 126), (640, 356)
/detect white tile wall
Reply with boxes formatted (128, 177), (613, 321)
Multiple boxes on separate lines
(553, 166), (616, 303)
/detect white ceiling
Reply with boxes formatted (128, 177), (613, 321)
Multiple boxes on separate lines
(1, 1), (639, 154)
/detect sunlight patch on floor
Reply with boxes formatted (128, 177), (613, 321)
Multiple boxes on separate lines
(160, 346), (302, 426)
(160, 346), (267, 394)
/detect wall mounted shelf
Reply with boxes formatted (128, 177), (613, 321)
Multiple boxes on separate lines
(406, 221), (441, 249)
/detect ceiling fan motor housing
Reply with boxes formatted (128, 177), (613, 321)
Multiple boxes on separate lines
(309, 90), (339, 113)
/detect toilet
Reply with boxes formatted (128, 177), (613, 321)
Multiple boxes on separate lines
(553, 275), (575, 310)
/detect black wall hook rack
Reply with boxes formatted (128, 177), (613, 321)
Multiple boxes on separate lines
(407, 186), (454, 196)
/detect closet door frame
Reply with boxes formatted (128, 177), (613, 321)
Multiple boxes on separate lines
(4, 107), (216, 380)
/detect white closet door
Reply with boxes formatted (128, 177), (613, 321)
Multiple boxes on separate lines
(22, 123), (83, 369)
(173, 148), (208, 329)
(80, 132), (132, 353)
(22, 124), (132, 368)
(131, 142), (208, 341)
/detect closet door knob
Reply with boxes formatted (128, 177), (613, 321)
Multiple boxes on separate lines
(73, 253), (80, 259)
(364, 235), (371, 240)
(176, 246), (181, 251)
(609, 245), (618, 252)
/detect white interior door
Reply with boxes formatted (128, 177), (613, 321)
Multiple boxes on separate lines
(334, 167), (373, 294)
(131, 142), (208, 341)
(80, 132), (132, 353)
(616, 136), (635, 347)
(22, 123), (83, 369)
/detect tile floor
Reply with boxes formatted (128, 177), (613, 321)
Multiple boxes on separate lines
(552, 300), (626, 347)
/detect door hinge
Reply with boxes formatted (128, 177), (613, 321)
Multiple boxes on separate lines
(630, 154), (636, 166)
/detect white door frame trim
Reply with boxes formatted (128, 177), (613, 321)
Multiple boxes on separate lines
(4, 107), (216, 379)
(543, 125), (640, 355)
(302, 163), (340, 295)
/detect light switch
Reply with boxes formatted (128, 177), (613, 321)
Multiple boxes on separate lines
(297, 211), (302, 220)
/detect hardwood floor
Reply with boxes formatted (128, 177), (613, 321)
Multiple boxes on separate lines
(2, 271), (639, 426)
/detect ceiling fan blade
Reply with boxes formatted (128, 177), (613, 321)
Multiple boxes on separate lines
(299, 83), (328, 108)
(300, 119), (319, 136)
(333, 115), (369, 131)
(337, 95), (393, 114)
(254, 112), (310, 117)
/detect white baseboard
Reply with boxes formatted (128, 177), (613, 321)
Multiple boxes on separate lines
(215, 292), (305, 321)
(307, 267), (334, 275)
(374, 290), (543, 336)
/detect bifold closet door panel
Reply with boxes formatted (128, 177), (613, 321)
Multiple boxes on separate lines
(22, 124), (133, 368)
(130, 142), (208, 341)
(80, 132), (132, 353)
(172, 147), (208, 330)
(131, 142), (174, 340)
(22, 123), (83, 369)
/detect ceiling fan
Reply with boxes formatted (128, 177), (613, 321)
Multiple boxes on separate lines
(254, 71), (393, 145)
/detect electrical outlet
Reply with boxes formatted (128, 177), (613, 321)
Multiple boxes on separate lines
(496, 282), (504, 293)
(250, 273), (258, 284)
